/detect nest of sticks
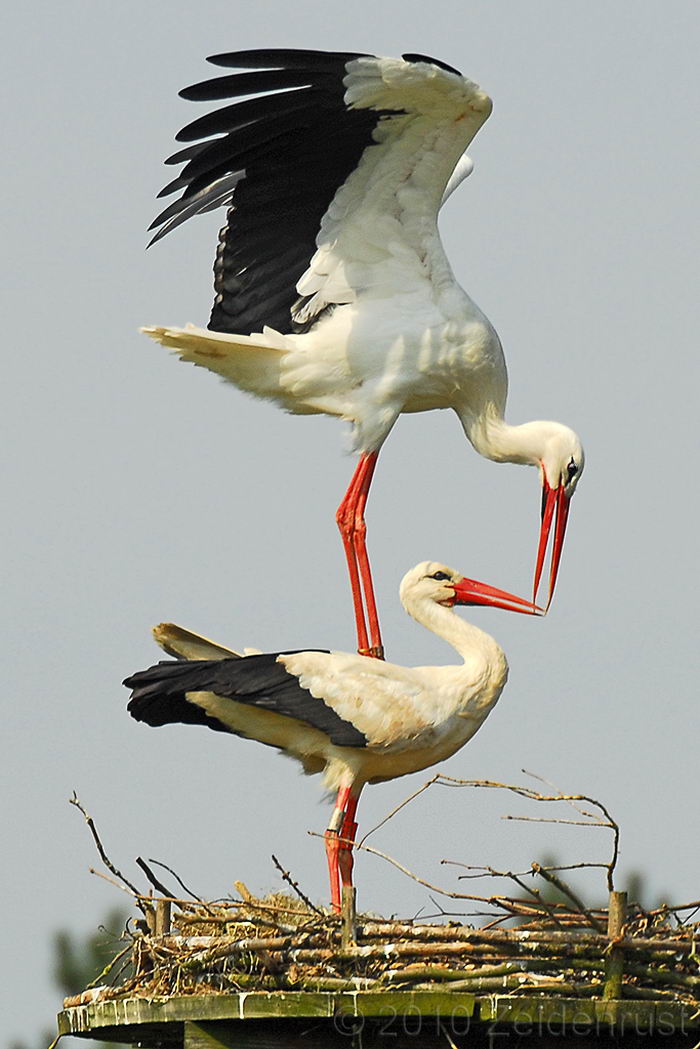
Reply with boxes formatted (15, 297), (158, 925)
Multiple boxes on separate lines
(63, 778), (700, 1011)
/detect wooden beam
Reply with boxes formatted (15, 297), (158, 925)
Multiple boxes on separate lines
(603, 891), (627, 1001)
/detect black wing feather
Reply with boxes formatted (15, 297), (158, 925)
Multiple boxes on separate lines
(180, 69), (337, 102)
(401, 53), (462, 76)
(149, 49), (391, 336)
(205, 49), (369, 70)
(125, 653), (368, 749)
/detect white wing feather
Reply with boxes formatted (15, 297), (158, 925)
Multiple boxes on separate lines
(280, 650), (487, 748)
(293, 57), (492, 326)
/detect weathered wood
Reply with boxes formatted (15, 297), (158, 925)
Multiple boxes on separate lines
(341, 885), (356, 947)
(57, 989), (700, 1036)
(184, 1021), (238, 1049)
(156, 898), (172, 936)
(603, 890), (627, 1001)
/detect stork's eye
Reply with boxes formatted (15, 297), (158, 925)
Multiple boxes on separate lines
(566, 458), (578, 482)
(431, 571), (451, 581)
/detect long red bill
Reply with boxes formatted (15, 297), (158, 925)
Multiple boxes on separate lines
(452, 577), (543, 615)
(533, 480), (571, 611)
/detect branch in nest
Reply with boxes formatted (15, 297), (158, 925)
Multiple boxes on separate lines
(136, 857), (175, 899)
(531, 863), (606, 933)
(147, 858), (203, 902)
(70, 793), (142, 900)
(271, 854), (322, 915)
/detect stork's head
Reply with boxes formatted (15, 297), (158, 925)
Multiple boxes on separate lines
(535, 425), (585, 610)
(400, 562), (542, 616)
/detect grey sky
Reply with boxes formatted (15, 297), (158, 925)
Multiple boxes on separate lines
(3, 2), (698, 1041)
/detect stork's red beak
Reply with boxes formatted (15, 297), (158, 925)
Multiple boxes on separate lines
(534, 480), (571, 611)
(452, 577), (542, 615)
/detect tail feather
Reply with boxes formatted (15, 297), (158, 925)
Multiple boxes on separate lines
(152, 622), (241, 661)
(141, 324), (287, 397)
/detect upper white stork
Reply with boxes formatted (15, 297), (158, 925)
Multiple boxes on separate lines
(124, 561), (539, 912)
(144, 48), (584, 658)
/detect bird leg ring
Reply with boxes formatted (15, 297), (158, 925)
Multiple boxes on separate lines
(336, 452), (384, 659)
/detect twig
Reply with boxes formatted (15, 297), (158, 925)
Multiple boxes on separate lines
(88, 868), (139, 898)
(147, 858), (203, 902)
(361, 773), (620, 892)
(85, 943), (132, 990)
(70, 793), (141, 896)
(532, 863), (606, 933)
(503, 815), (609, 826)
(310, 830), (529, 909)
(136, 857), (175, 899)
(358, 775), (440, 845)
(271, 854), (322, 915)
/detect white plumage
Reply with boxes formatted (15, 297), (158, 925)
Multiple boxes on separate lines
(125, 561), (539, 911)
(145, 49), (584, 658)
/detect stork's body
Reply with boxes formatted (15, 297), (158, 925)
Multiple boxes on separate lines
(146, 49), (584, 655)
(125, 562), (539, 911)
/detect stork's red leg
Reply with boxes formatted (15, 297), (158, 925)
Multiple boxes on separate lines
(336, 452), (383, 659)
(325, 785), (360, 913)
(324, 830), (341, 913)
(337, 788), (361, 893)
(336, 457), (372, 656)
(352, 454), (383, 658)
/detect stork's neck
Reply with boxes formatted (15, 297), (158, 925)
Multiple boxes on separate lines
(405, 593), (506, 673)
(457, 408), (562, 470)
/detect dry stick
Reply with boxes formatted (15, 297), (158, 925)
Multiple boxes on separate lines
(445, 860), (608, 879)
(225, 897), (323, 917)
(70, 793), (141, 897)
(271, 854), (322, 915)
(523, 769), (620, 892)
(446, 863), (567, 930)
(354, 923), (696, 954)
(644, 899), (700, 917)
(89, 867), (140, 898)
(147, 858), (203, 902)
(358, 775), (440, 845)
(136, 856), (175, 899)
(138, 894), (311, 920)
(314, 832), (604, 928)
(532, 863), (606, 933)
(358, 773), (621, 895)
(437, 871), (608, 926)
(310, 830), (531, 909)
(84, 943), (133, 990)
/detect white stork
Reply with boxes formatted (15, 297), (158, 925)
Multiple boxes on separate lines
(124, 561), (539, 912)
(144, 49), (584, 658)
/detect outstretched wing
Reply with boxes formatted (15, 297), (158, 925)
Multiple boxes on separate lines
(149, 49), (491, 337)
(125, 652), (368, 748)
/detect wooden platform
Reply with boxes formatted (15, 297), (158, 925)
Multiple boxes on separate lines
(57, 990), (700, 1047)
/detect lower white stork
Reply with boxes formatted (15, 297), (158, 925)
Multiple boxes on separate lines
(144, 49), (584, 657)
(124, 562), (539, 912)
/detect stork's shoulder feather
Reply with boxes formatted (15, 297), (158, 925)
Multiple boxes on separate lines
(280, 649), (484, 748)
